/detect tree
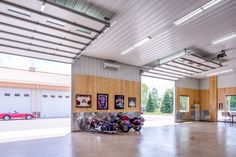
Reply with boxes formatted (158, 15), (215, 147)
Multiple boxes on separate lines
(146, 93), (156, 112)
(160, 89), (173, 113)
(141, 83), (149, 106)
(150, 87), (161, 109)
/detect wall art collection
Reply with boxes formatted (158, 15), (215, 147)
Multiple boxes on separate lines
(75, 94), (136, 109)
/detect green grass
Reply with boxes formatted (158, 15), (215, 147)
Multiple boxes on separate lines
(144, 111), (173, 115)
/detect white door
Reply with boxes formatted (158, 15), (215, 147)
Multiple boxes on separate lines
(41, 90), (71, 118)
(0, 88), (31, 113)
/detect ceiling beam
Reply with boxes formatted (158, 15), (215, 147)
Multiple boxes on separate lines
(38, 0), (110, 26)
(156, 66), (194, 76)
(0, 22), (88, 46)
(0, 0), (103, 34)
(0, 37), (77, 55)
(180, 57), (215, 69)
(0, 12), (93, 40)
(0, 43), (74, 59)
(0, 30), (82, 51)
(0, 50), (72, 64)
(191, 53), (222, 67)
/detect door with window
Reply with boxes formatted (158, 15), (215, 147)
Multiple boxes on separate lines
(226, 95), (236, 112)
(180, 96), (189, 112)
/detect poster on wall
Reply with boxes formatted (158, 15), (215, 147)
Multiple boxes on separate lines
(128, 97), (136, 107)
(97, 94), (109, 110)
(75, 94), (92, 108)
(115, 95), (124, 109)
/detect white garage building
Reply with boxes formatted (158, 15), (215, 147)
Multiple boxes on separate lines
(0, 66), (71, 118)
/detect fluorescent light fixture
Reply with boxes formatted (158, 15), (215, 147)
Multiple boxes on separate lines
(174, 8), (203, 25)
(159, 50), (192, 65)
(47, 18), (65, 27)
(212, 34), (236, 44)
(202, 0), (222, 10)
(120, 37), (151, 55)
(7, 7), (31, 17)
(174, 0), (223, 25)
(207, 69), (233, 77)
(40, 2), (46, 12)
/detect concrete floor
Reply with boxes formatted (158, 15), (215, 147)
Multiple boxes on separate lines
(0, 122), (236, 157)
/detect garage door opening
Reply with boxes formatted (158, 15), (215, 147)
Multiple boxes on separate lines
(141, 76), (175, 128)
(0, 54), (71, 143)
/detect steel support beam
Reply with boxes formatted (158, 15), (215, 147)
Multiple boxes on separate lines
(165, 64), (200, 74)
(151, 69), (188, 77)
(157, 66), (194, 75)
(191, 53), (222, 67)
(0, 12), (93, 40)
(0, 22), (88, 46)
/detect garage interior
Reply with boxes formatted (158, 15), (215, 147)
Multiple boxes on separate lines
(0, 0), (236, 157)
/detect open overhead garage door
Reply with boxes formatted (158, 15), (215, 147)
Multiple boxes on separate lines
(0, 0), (110, 63)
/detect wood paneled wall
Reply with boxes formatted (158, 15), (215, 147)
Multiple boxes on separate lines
(209, 76), (218, 121)
(73, 74), (141, 112)
(175, 87), (200, 112)
(200, 89), (210, 110)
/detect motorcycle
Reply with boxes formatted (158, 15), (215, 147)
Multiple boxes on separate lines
(117, 113), (145, 131)
(84, 113), (101, 132)
(116, 113), (132, 132)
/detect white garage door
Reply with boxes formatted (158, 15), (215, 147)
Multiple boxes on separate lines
(41, 90), (71, 118)
(0, 88), (31, 113)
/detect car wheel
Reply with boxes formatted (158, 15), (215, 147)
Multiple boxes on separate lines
(3, 115), (10, 121)
(26, 115), (32, 120)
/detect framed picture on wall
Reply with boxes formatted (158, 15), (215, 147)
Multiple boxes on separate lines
(75, 94), (92, 108)
(128, 97), (136, 107)
(115, 95), (124, 109)
(97, 93), (109, 110)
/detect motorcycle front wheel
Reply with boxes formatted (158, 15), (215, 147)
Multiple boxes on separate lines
(133, 126), (142, 131)
(84, 124), (91, 132)
(121, 124), (130, 132)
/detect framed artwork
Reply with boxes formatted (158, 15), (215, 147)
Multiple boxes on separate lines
(128, 97), (136, 107)
(97, 93), (109, 110)
(115, 95), (124, 109)
(75, 94), (92, 108)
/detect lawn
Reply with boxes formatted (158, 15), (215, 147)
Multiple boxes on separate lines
(144, 111), (173, 115)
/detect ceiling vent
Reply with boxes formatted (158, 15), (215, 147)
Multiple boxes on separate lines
(104, 62), (120, 71)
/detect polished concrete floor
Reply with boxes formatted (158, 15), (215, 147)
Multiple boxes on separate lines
(0, 122), (236, 157)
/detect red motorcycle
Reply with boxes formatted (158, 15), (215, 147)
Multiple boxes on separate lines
(118, 113), (145, 131)
(84, 113), (102, 132)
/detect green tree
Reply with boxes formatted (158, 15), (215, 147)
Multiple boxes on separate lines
(150, 87), (161, 109)
(146, 93), (156, 112)
(160, 89), (173, 113)
(141, 83), (149, 106)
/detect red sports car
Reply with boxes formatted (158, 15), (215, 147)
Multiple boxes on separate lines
(0, 111), (36, 120)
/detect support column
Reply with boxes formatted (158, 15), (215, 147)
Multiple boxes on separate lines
(209, 76), (218, 122)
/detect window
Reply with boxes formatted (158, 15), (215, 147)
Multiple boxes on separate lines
(42, 95), (48, 98)
(51, 95), (56, 98)
(14, 93), (20, 97)
(58, 95), (63, 98)
(226, 95), (236, 111)
(4, 93), (10, 96)
(180, 96), (189, 112)
(24, 94), (30, 97)
(65, 96), (70, 99)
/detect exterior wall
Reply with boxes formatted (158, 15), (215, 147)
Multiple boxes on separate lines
(72, 56), (141, 131)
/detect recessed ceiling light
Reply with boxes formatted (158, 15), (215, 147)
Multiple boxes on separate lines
(7, 7), (31, 17)
(174, 0), (223, 25)
(207, 69), (233, 77)
(47, 18), (65, 27)
(212, 34), (236, 44)
(120, 37), (151, 55)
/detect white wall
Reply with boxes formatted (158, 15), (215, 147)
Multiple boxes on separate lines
(175, 78), (200, 89)
(218, 71), (236, 88)
(200, 78), (209, 90)
(72, 56), (141, 82)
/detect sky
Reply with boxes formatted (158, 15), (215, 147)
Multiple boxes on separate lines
(141, 76), (174, 97)
(0, 53), (71, 75)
